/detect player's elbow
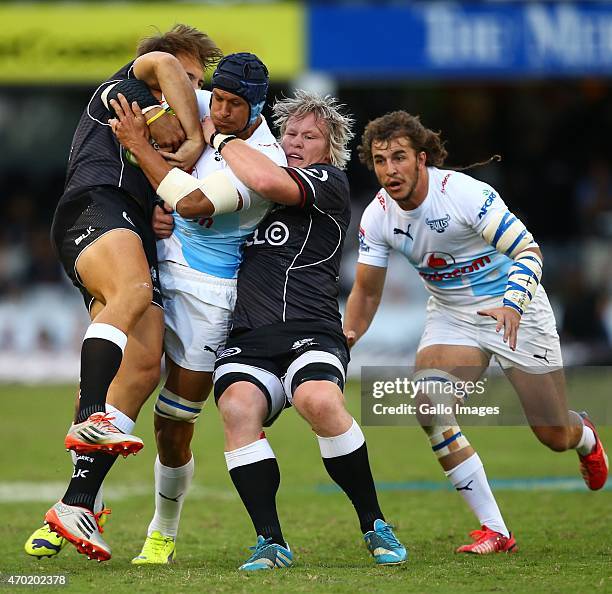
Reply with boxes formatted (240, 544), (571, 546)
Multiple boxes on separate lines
(149, 51), (181, 72)
(176, 195), (213, 219)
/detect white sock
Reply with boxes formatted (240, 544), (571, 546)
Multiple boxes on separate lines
(316, 418), (364, 458)
(105, 403), (135, 434)
(70, 450), (104, 514)
(445, 453), (509, 538)
(575, 424), (596, 456)
(147, 455), (194, 538)
(224, 438), (275, 470)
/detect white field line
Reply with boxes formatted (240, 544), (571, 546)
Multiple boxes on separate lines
(0, 482), (236, 503)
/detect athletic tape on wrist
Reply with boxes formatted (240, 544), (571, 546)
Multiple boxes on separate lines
(211, 131), (237, 152)
(503, 250), (543, 315)
(146, 108), (168, 126)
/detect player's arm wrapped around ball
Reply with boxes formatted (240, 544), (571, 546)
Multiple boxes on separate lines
(481, 211), (543, 315)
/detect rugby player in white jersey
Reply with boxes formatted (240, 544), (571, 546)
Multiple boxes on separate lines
(344, 111), (608, 554)
(110, 53), (287, 564)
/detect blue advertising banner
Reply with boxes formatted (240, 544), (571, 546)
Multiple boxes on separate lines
(308, 2), (612, 79)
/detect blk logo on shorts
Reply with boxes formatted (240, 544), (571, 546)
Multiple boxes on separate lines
(75, 226), (95, 245)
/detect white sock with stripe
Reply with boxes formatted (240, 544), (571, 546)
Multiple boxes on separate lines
(445, 453), (509, 537)
(148, 455), (194, 538)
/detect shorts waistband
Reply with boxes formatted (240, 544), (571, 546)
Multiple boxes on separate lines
(159, 260), (237, 287)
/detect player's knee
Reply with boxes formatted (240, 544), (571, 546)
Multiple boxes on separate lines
(218, 384), (260, 430)
(535, 426), (571, 452)
(105, 282), (152, 325)
(126, 282), (154, 317)
(293, 385), (344, 426)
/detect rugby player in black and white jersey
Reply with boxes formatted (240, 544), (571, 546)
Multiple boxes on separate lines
(198, 90), (407, 570)
(32, 26), (222, 562)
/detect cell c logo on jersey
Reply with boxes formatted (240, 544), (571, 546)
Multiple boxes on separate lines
(248, 222), (290, 247)
(266, 222), (290, 245)
(424, 252), (456, 269)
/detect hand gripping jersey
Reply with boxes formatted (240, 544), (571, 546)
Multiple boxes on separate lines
(232, 163), (351, 332)
(157, 90), (287, 279)
(358, 167), (527, 307)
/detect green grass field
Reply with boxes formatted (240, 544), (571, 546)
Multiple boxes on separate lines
(0, 382), (610, 593)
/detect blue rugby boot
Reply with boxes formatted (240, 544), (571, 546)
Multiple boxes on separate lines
(364, 519), (407, 565)
(239, 536), (293, 571)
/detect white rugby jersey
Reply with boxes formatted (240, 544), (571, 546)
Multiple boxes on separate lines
(358, 167), (520, 307)
(157, 90), (287, 278)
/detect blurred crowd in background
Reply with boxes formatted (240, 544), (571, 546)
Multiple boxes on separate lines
(1, 1), (611, 378)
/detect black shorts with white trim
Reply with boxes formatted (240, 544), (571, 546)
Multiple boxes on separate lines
(51, 185), (162, 310)
(213, 320), (349, 426)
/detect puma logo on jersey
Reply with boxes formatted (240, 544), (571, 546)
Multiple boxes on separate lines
(393, 226), (413, 240)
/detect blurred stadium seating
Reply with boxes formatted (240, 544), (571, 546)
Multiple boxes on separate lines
(1, 0), (611, 381)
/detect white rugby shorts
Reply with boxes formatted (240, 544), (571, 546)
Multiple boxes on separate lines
(160, 261), (236, 372)
(417, 286), (562, 373)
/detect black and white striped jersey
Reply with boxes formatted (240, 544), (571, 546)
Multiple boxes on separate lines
(232, 163), (350, 332)
(64, 61), (156, 215)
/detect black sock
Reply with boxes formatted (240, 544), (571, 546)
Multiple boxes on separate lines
(77, 336), (124, 423)
(229, 459), (285, 546)
(322, 442), (384, 534)
(62, 452), (118, 512)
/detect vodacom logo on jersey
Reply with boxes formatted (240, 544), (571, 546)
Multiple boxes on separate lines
(419, 252), (491, 282)
(245, 221), (290, 247)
